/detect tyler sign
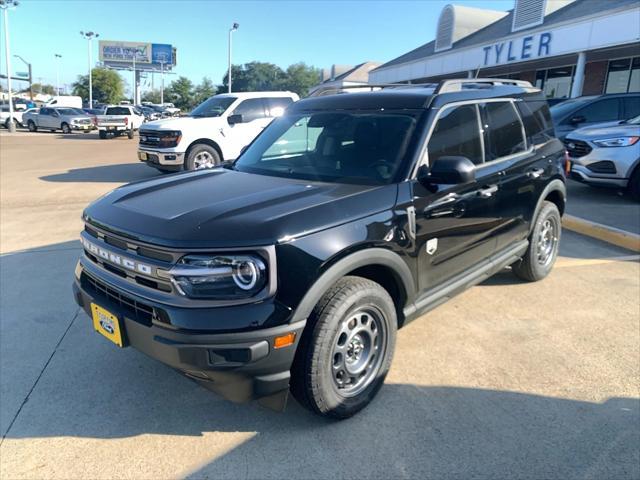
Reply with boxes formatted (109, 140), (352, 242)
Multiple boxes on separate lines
(482, 32), (552, 67)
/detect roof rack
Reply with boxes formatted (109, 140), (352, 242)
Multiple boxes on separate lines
(434, 78), (534, 94)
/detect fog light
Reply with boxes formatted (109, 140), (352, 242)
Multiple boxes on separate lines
(166, 155), (176, 160)
(274, 332), (296, 349)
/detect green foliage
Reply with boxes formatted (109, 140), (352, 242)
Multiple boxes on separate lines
(166, 76), (194, 110)
(72, 68), (124, 104)
(25, 83), (56, 95)
(193, 77), (217, 106)
(220, 61), (320, 97)
(280, 63), (322, 97)
(141, 89), (162, 104)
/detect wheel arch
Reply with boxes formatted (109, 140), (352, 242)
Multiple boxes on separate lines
(185, 138), (224, 161)
(532, 178), (566, 232)
(289, 248), (416, 329)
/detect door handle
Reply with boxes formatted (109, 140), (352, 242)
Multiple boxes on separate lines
(478, 185), (498, 198)
(527, 168), (545, 179)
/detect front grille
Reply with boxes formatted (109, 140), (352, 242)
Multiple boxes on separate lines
(139, 130), (161, 147)
(84, 224), (178, 263)
(564, 139), (592, 158)
(81, 271), (155, 326)
(586, 160), (617, 174)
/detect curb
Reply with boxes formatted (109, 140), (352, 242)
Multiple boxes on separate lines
(562, 214), (640, 253)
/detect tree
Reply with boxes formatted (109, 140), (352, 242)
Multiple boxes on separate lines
(25, 83), (56, 95)
(193, 77), (216, 106)
(166, 76), (194, 110)
(279, 63), (321, 96)
(72, 68), (124, 104)
(220, 62), (285, 93)
(141, 89), (162, 104)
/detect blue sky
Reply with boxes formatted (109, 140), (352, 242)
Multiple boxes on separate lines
(2, 0), (514, 95)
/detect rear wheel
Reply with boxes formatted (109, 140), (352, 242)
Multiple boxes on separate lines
(99, 130), (107, 139)
(512, 201), (561, 282)
(628, 166), (640, 202)
(185, 144), (221, 170)
(127, 128), (134, 139)
(61, 123), (71, 134)
(27, 120), (37, 132)
(291, 276), (397, 419)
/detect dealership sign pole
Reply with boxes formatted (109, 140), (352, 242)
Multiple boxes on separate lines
(1, 0), (18, 133)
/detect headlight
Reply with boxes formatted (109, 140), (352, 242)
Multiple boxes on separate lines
(169, 254), (267, 299)
(593, 136), (639, 148)
(159, 130), (182, 148)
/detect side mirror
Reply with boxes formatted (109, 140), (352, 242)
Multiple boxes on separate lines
(418, 156), (476, 186)
(569, 115), (585, 125)
(227, 114), (244, 125)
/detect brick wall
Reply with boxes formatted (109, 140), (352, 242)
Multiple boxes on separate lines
(582, 61), (608, 95)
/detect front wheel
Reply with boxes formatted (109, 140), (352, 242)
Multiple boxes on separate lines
(628, 167), (640, 202)
(185, 144), (221, 170)
(512, 201), (561, 282)
(291, 276), (397, 419)
(61, 123), (71, 134)
(28, 120), (37, 132)
(127, 128), (134, 139)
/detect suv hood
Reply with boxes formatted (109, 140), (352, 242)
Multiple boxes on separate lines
(141, 116), (219, 131)
(568, 121), (640, 140)
(84, 169), (397, 248)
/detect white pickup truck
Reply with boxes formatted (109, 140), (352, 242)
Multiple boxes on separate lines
(96, 105), (145, 139)
(137, 91), (298, 172)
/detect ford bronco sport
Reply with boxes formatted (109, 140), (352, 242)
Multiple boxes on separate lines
(73, 79), (567, 418)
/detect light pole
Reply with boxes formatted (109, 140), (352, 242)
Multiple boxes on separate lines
(54, 53), (62, 96)
(1, 0), (19, 133)
(80, 31), (99, 106)
(228, 22), (239, 93)
(159, 61), (165, 104)
(13, 54), (32, 101)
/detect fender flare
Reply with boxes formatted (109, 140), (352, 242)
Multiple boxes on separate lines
(531, 178), (566, 233)
(290, 248), (416, 324)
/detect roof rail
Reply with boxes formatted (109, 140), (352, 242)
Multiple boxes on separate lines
(435, 78), (534, 94)
(309, 83), (409, 97)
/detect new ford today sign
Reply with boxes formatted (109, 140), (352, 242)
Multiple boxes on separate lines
(482, 32), (552, 67)
(99, 41), (174, 66)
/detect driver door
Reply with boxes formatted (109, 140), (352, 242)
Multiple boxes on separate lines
(225, 98), (271, 159)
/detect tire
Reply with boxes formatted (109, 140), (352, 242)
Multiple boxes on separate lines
(61, 123), (71, 134)
(99, 130), (107, 139)
(127, 128), (134, 139)
(628, 166), (640, 202)
(185, 143), (221, 170)
(512, 201), (561, 282)
(27, 120), (37, 132)
(290, 276), (397, 419)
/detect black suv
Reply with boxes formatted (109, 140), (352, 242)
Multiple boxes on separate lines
(73, 79), (567, 418)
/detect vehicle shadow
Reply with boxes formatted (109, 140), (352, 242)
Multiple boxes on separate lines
(52, 133), (138, 141)
(39, 163), (161, 183)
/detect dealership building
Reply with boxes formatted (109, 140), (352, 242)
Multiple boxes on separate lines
(370, 0), (640, 99)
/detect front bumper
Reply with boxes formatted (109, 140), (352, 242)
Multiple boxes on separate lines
(73, 260), (305, 404)
(138, 149), (185, 169)
(568, 143), (636, 188)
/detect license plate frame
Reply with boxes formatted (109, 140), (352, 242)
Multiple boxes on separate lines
(91, 303), (126, 347)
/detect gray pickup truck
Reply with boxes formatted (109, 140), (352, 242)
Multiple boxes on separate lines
(24, 107), (94, 134)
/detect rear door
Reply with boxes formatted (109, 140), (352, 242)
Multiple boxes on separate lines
(226, 98), (270, 159)
(622, 95), (640, 119)
(39, 108), (54, 128)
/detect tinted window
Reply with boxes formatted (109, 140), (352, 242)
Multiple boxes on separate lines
(40, 108), (51, 115)
(106, 107), (131, 115)
(235, 111), (418, 185)
(623, 96), (640, 119)
(572, 98), (620, 123)
(517, 101), (555, 145)
(428, 104), (483, 165)
(232, 98), (266, 122)
(266, 97), (293, 117)
(190, 96), (236, 117)
(480, 101), (526, 160)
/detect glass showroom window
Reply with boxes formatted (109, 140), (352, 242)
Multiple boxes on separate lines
(535, 66), (575, 99)
(605, 57), (640, 94)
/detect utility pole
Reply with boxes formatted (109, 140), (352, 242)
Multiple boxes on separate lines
(13, 55), (32, 100)
(80, 31), (99, 106)
(1, 0), (19, 133)
(132, 52), (136, 104)
(54, 53), (62, 96)
(160, 61), (165, 104)
(228, 22), (239, 93)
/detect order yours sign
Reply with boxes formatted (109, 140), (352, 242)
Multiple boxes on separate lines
(482, 32), (552, 67)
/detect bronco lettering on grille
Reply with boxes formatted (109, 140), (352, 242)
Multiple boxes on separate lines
(81, 237), (152, 275)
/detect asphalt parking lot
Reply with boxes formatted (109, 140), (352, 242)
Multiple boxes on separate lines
(1, 131), (639, 479)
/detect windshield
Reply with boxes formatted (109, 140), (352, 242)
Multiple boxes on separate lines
(58, 108), (81, 116)
(550, 97), (594, 119)
(625, 115), (640, 125)
(234, 111), (419, 185)
(190, 96), (236, 118)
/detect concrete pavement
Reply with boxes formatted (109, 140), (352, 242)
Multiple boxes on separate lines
(0, 132), (638, 479)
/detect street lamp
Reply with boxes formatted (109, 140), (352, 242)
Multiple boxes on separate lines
(80, 31), (99, 106)
(228, 22), (239, 93)
(54, 53), (62, 95)
(1, 0), (19, 133)
(13, 54), (32, 101)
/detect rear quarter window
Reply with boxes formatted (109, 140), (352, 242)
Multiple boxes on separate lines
(517, 101), (555, 145)
(479, 101), (526, 160)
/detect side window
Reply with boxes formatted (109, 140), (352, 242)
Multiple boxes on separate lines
(623, 96), (640, 119)
(516, 101), (555, 146)
(427, 104), (483, 165)
(571, 98), (620, 123)
(480, 101), (526, 160)
(41, 108), (50, 116)
(231, 98), (266, 122)
(266, 97), (293, 117)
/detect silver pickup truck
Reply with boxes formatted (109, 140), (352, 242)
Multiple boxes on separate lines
(24, 107), (94, 133)
(96, 106), (145, 139)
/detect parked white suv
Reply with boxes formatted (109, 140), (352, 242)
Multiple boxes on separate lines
(137, 91), (299, 172)
(96, 105), (145, 139)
